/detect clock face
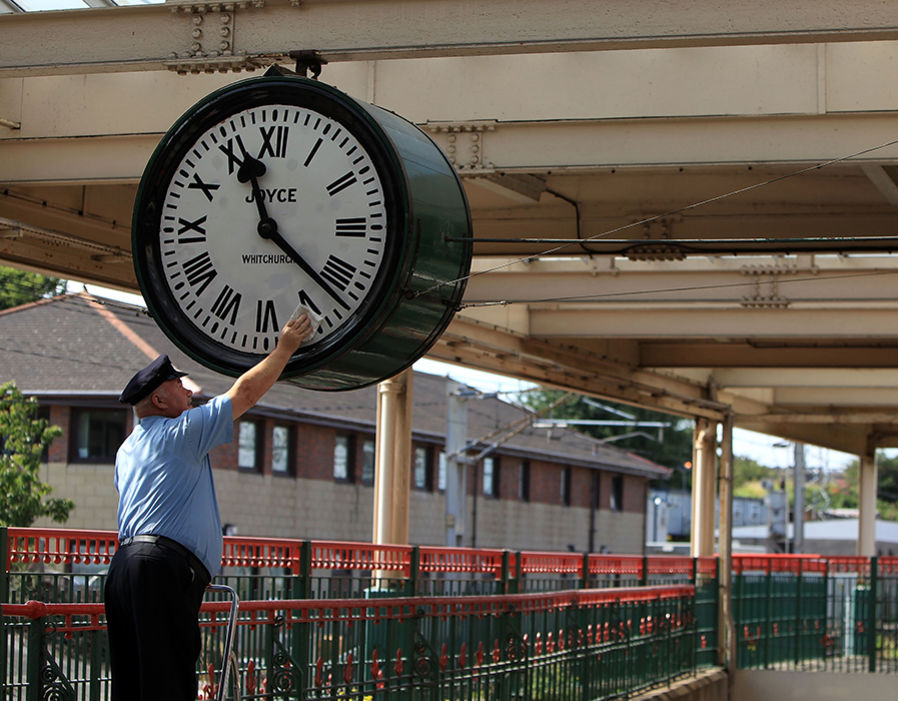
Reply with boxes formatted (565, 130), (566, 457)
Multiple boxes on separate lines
(157, 103), (389, 355)
(134, 74), (472, 390)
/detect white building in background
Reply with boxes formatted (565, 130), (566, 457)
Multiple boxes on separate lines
(649, 488), (898, 556)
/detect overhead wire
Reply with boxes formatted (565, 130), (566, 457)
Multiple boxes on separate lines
(462, 268), (898, 307)
(414, 134), (898, 303)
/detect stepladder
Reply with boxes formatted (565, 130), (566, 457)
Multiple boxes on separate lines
(204, 584), (240, 701)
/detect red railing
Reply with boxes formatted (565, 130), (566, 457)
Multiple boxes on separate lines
(4, 527), (714, 581)
(730, 553), (898, 575)
(2, 584), (695, 630)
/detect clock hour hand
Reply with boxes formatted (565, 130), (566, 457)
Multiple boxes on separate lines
(235, 150), (350, 311)
(237, 153), (271, 225)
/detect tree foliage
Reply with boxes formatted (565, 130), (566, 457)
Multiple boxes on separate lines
(826, 455), (898, 521)
(732, 456), (777, 498)
(0, 382), (73, 527)
(0, 265), (65, 311)
(519, 390), (694, 476)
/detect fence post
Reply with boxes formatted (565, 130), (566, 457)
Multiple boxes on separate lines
(25, 615), (42, 701)
(292, 540), (312, 691)
(869, 556), (878, 673)
(1, 527), (7, 701)
(89, 622), (102, 701)
(763, 559), (772, 669)
(406, 547), (420, 597)
(0, 527), (7, 604)
(793, 558), (803, 667)
(501, 550), (511, 595)
(581, 552), (590, 590)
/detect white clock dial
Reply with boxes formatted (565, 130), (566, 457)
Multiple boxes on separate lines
(156, 104), (388, 354)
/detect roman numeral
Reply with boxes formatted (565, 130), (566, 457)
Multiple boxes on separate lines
(298, 289), (322, 316)
(181, 251), (217, 295)
(304, 138), (323, 167)
(255, 299), (278, 333)
(259, 125), (289, 159)
(326, 172), (357, 197)
(210, 284), (242, 325)
(335, 217), (366, 237)
(187, 173), (219, 202)
(177, 215), (207, 244)
(320, 255), (357, 292)
(218, 135), (247, 174)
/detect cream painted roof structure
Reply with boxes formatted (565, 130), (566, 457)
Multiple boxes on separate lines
(3, 1), (898, 459)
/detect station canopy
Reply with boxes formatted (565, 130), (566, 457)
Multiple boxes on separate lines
(4, 0), (898, 458)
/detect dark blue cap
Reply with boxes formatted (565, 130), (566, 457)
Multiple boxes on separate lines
(118, 355), (188, 405)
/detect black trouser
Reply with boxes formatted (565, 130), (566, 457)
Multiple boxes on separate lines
(104, 538), (211, 701)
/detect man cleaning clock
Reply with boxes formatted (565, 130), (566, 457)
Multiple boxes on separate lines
(104, 312), (313, 701)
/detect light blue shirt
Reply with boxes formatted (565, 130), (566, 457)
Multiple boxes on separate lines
(115, 394), (233, 578)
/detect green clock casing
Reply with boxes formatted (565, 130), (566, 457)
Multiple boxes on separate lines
(132, 74), (472, 391)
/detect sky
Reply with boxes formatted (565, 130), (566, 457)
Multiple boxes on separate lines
(69, 282), (857, 471)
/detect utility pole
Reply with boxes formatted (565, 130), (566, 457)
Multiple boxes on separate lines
(793, 442), (805, 553)
(445, 381), (468, 548)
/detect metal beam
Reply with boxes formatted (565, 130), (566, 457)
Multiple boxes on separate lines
(523, 307), (898, 339)
(641, 342), (898, 368)
(711, 368), (898, 388)
(0, 135), (159, 184)
(9, 83), (898, 181)
(3, 0), (898, 77)
(463, 256), (898, 307)
(737, 411), (898, 424)
(432, 315), (727, 420)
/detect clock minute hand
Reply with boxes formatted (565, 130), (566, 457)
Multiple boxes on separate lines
(260, 224), (351, 311)
(235, 152), (350, 311)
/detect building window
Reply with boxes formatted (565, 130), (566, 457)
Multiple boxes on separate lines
(519, 460), (530, 502)
(333, 435), (352, 481)
(561, 467), (572, 506)
(482, 456), (498, 498)
(361, 439), (375, 485)
(70, 408), (127, 463)
(611, 474), (623, 511)
(413, 446), (431, 491)
(237, 420), (261, 471)
(437, 451), (447, 492)
(271, 425), (292, 475)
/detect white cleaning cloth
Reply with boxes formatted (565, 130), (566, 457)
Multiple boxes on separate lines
(289, 302), (322, 345)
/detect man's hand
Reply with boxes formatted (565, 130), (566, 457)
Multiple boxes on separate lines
(229, 313), (314, 419)
(278, 314), (314, 355)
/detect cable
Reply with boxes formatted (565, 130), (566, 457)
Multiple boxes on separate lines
(462, 267), (898, 308)
(414, 134), (898, 299)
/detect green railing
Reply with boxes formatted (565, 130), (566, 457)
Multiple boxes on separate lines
(732, 554), (898, 673)
(2, 586), (697, 700)
(1, 527), (717, 699)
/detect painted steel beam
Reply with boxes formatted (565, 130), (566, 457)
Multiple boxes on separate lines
(522, 307), (898, 339)
(643, 343), (898, 369)
(9, 114), (898, 184)
(463, 256), (898, 307)
(10, 106), (898, 183)
(711, 368), (898, 389)
(2, 0), (898, 77)
(434, 315), (726, 420)
(8, 43), (898, 138)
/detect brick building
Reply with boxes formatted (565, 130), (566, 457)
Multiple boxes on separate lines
(1, 293), (668, 553)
